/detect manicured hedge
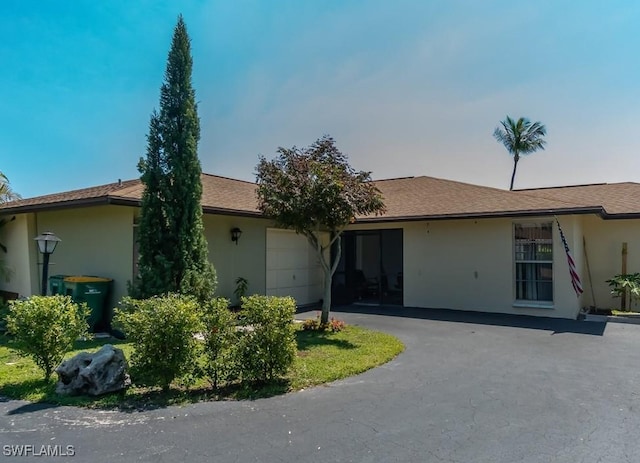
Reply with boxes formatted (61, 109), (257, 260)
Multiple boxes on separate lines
(115, 294), (298, 390)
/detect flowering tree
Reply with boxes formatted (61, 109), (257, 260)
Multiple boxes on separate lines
(256, 136), (385, 323)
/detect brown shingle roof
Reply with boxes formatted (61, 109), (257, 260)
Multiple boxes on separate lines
(0, 179), (141, 212)
(2, 174), (637, 220)
(0, 174), (261, 216)
(200, 174), (260, 214)
(359, 176), (601, 221)
(515, 182), (640, 216)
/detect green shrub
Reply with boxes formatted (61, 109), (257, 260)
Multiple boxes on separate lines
(6, 295), (89, 381)
(233, 277), (249, 303)
(179, 266), (218, 303)
(200, 297), (239, 388)
(115, 294), (202, 390)
(238, 295), (297, 383)
(607, 273), (640, 310)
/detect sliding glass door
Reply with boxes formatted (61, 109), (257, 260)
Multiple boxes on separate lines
(332, 229), (403, 306)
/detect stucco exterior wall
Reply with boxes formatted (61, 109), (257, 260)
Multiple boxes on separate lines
(2, 207), (308, 307)
(581, 216), (640, 311)
(202, 216), (327, 306)
(35, 206), (136, 306)
(35, 208), (274, 307)
(0, 213), (39, 297)
(202, 214), (271, 303)
(348, 216), (583, 319)
(554, 215), (584, 316)
(2, 202), (592, 320)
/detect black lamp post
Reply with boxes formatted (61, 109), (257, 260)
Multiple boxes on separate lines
(34, 231), (61, 296)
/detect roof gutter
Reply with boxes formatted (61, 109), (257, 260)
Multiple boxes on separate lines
(201, 206), (263, 218)
(353, 206), (605, 223)
(0, 197), (116, 214)
(0, 195), (264, 219)
(600, 211), (640, 220)
(3, 199), (639, 222)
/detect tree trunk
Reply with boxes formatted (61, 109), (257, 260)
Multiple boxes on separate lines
(509, 156), (519, 191)
(319, 232), (341, 325)
(321, 267), (332, 324)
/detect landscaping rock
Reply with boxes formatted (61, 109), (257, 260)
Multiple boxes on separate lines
(55, 344), (131, 396)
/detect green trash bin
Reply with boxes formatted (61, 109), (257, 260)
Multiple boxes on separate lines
(49, 275), (70, 295)
(63, 276), (113, 332)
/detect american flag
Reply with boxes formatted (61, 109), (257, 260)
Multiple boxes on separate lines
(556, 218), (583, 297)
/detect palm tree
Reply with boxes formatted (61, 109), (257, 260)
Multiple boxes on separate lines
(493, 116), (547, 190)
(0, 171), (20, 256)
(0, 171), (20, 203)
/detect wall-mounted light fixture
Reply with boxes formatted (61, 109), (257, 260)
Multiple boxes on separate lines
(231, 227), (242, 245)
(34, 231), (61, 296)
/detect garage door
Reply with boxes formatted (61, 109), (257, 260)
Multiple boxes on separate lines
(266, 229), (324, 307)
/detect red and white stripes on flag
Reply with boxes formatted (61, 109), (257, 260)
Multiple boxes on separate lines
(555, 218), (583, 297)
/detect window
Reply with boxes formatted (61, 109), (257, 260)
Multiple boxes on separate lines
(514, 223), (553, 302)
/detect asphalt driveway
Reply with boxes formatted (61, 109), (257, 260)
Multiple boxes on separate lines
(2, 306), (640, 463)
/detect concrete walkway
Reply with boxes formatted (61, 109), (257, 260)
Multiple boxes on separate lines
(2, 306), (640, 462)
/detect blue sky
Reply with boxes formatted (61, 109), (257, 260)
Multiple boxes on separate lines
(2, 0), (640, 198)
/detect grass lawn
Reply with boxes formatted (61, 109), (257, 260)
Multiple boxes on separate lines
(0, 325), (403, 409)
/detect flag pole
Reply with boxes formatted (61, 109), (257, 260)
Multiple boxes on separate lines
(554, 216), (584, 298)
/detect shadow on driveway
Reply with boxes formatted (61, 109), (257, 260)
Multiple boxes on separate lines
(327, 304), (606, 336)
(5, 401), (60, 415)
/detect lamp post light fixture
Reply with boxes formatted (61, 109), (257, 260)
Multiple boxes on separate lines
(230, 227), (242, 245)
(34, 231), (61, 296)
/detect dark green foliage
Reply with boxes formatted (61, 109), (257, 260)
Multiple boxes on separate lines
(6, 295), (89, 381)
(200, 298), (239, 388)
(115, 294), (202, 390)
(0, 299), (8, 333)
(233, 277), (248, 304)
(238, 295), (297, 382)
(133, 15), (216, 302)
(255, 136), (386, 323)
(134, 114), (172, 298)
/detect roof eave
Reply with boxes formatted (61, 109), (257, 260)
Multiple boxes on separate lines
(600, 211), (640, 220)
(5, 200), (639, 222)
(353, 206), (605, 223)
(0, 197), (118, 214)
(202, 206), (263, 218)
(0, 195), (264, 218)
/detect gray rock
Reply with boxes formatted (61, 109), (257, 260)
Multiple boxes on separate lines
(55, 344), (131, 396)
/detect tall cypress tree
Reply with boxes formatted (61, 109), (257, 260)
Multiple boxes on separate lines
(135, 15), (216, 301)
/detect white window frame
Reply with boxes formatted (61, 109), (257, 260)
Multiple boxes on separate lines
(513, 221), (554, 307)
